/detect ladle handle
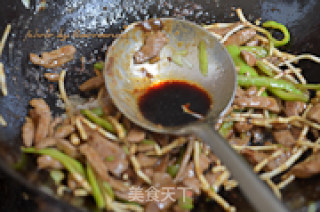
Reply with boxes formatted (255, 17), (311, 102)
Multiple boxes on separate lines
(189, 123), (288, 212)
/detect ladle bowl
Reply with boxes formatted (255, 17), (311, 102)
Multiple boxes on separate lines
(104, 18), (287, 212)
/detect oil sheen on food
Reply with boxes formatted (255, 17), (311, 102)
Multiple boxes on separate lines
(138, 80), (212, 126)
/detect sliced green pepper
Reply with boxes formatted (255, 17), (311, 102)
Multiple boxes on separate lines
(256, 60), (274, 77)
(239, 46), (268, 58)
(94, 61), (104, 71)
(219, 121), (233, 138)
(178, 196), (194, 210)
(198, 40), (208, 76)
(87, 163), (105, 209)
(262, 21), (290, 47)
(80, 109), (115, 133)
(90, 107), (104, 117)
(21, 147), (85, 176)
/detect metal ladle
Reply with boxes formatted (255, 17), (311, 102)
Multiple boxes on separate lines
(104, 18), (287, 212)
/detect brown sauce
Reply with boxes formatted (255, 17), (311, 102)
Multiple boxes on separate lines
(138, 80), (212, 127)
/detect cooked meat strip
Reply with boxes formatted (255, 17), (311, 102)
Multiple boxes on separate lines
(240, 50), (256, 66)
(199, 153), (210, 173)
(136, 153), (158, 168)
(284, 101), (305, 117)
(233, 96), (280, 113)
(22, 117), (34, 147)
(234, 121), (253, 133)
(29, 45), (76, 68)
(290, 126), (302, 139)
(290, 153), (320, 178)
(37, 155), (63, 169)
(56, 139), (79, 158)
(54, 124), (75, 139)
(174, 139), (194, 182)
(205, 172), (220, 186)
(245, 86), (258, 96)
(243, 149), (291, 171)
(246, 38), (260, 46)
(183, 177), (200, 195)
(307, 103), (320, 123)
(152, 172), (175, 188)
(224, 28), (256, 46)
(251, 127), (265, 144)
(143, 168), (154, 179)
(79, 76), (104, 92)
(136, 144), (155, 152)
(173, 204), (190, 212)
(67, 174), (79, 190)
(134, 31), (168, 64)
(271, 123), (288, 130)
(79, 143), (128, 192)
(235, 87), (245, 98)
(48, 117), (63, 137)
(126, 128), (146, 143)
(89, 133), (128, 177)
(273, 130), (296, 147)
(179, 162), (196, 180)
(229, 137), (250, 146)
(29, 99), (51, 145)
(154, 154), (170, 173)
(36, 137), (57, 149)
(145, 202), (161, 212)
(206, 23), (241, 36)
(44, 73), (60, 82)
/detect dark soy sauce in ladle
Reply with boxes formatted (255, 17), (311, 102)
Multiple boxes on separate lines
(138, 80), (212, 126)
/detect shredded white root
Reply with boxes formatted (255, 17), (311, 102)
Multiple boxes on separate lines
(0, 63), (7, 96)
(260, 147), (307, 180)
(75, 116), (88, 140)
(264, 178), (281, 199)
(0, 24), (11, 56)
(129, 146), (152, 184)
(59, 70), (72, 115)
(213, 171), (230, 192)
(70, 133), (81, 145)
(280, 54), (320, 65)
(232, 144), (279, 151)
(204, 23), (234, 29)
(261, 59), (298, 83)
(282, 60), (306, 84)
(73, 188), (89, 197)
(111, 200), (144, 212)
(0, 114), (7, 127)
(231, 112), (264, 119)
(80, 116), (117, 141)
(107, 116), (126, 140)
(71, 172), (92, 192)
(146, 137), (187, 156)
(250, 116), (320, 130)
(220, 24), (245, 44)
(211, 165), (226, 173)
(224, 180), (238, 191)
(278, 175), (295, 190)
(254, 150), (283, 173)
(235, 8), (274, 55)
(194, 141), (235, 211)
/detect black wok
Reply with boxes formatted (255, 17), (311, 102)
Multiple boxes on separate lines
(0, 0), (320, 211)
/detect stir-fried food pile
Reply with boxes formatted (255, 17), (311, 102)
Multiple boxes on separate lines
(20, 8), (320, 212)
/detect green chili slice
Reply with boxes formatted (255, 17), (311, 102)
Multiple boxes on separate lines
(80, 109), (115, 133)
(262, 21), (290, 47)
(198, 40), (208, 76)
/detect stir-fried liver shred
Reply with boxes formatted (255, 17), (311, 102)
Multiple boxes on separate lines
(30, 45), (76, 68)
(134, 31), (168, 64)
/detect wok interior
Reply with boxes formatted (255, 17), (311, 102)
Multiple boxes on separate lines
(0, 0), (320, 211)
(105, 18), (236, 134)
